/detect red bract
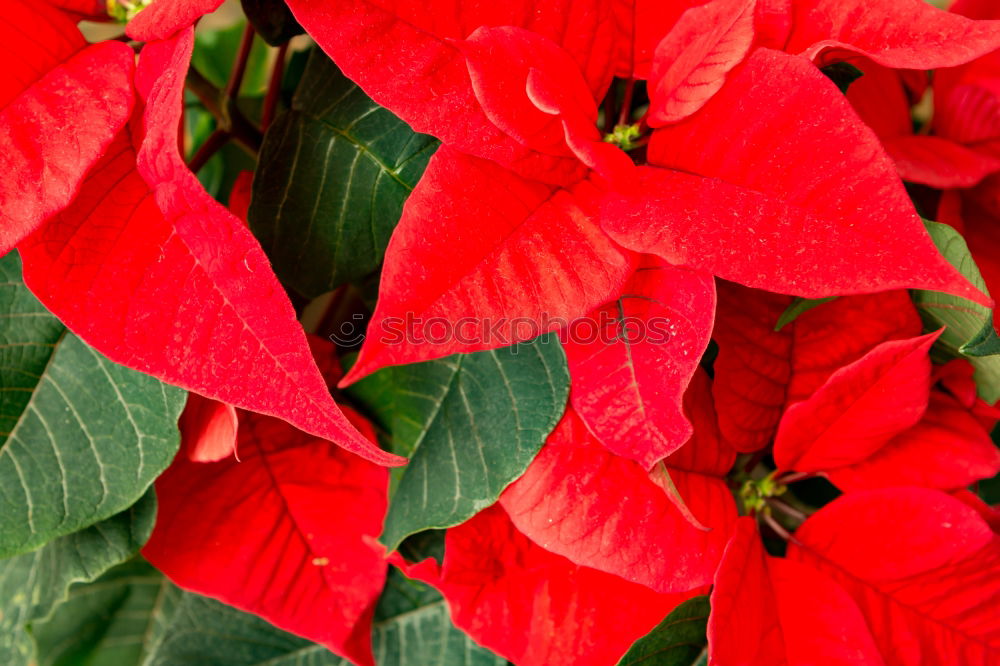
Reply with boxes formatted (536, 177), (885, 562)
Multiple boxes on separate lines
(144, 403), (389, 665)
(709, 518), (885, 665)
(19, 30), (399, 466)
(0, 0), (134, 255)
(788, 488), (1000, 664)
(563, 258), (714, 467)
(773, 332), (940, 472)
(126, 0), (226, 42)
(396, 505), (701, 666)
(712, 286), (922, 452)
(499, 383), (737, 593)
(177, 392), (238, 462)
(47, 0), (107, 20)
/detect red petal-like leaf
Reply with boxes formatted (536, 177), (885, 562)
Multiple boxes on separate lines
(774, 332), (939, 472)
(605, 49), (987, 305)
(611, 0), (702, 78)
(784, 0), (1000, 69)
(499, 401), (737, 594)
(144, 405), (388, 665)
(825, 390), (1000, 492)
(709, 518), (884, 665)
(126, 0), (225, 42)
(48, 0), (107, 19)
(712, 285), (922, 453)
(178, 392), (239, 462)
(788, 488), (1000, 664)
(285, 0), (615, 185)
(886, 136), (1000, 189)
(20, 30), (400, 466)
(0, 1), (134, 255)
(398, 504), (699, 666)
(564, 258), (715, 468)
(647, 0), (756, 126)
(341, 146), (635, 385)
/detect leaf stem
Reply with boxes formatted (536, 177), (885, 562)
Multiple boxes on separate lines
(618, 78), (636, 126)
(261, 42), (289, 132)
(185, 67), (263, 155)
(188, 128), (229, 173)
(225, 24), (256, 101)
(761, 511), (792, 541)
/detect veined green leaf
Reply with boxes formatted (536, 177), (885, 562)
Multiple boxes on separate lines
(616, 596), (710, 666)
(0, 492), (156, 666)
(347, 335), (569, 551)
(250, 49), (438, 297)
(145, 569), (505, 666)
(914, 220), (1000, 401)
(0, 252), (185, 558)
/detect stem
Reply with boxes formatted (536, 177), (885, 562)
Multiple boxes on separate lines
(767, 498), (808, 522)
(776, 471), (814, 484)
(185, 68), (263, 155)
(225, 24), (256, 101)
(261, 43), (289, 133)
(618, 78), (636, 126)
(761, 511), (791, 541)
(188, 128), (230, 173)
(602, 89), (616, 134)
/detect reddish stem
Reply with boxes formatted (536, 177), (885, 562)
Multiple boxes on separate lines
(618, 78), (636, 126)
(261, 43), (289, 133)
(225, 24), (256, 101)
(188, 128), (230, 173)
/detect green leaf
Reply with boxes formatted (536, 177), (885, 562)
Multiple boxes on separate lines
(0, 252), (186, 558)
(32, 558), (180, 666)
(250, 49), (439, 297)
(0, 492), (156, 666)
(348, 335), (569, 551)
(913, 220), (1000, 401)
(774, 297), (837, 331)
(616, 596), (710, 666)
(145, 571), (505, 665)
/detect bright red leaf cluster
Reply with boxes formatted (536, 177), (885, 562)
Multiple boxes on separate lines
(5, 0), (1000, 664)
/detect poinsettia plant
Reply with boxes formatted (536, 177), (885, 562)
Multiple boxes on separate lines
(2, 0), (1000, 663)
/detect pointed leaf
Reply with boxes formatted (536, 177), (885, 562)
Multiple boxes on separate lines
(285, 0), (616, 185)
(784, 0), (1000, 69)
(0, 252), (185, 558)
(709, 518), (885, 665)
(250, 50), (438, 297)
(0, 493), (156, 666)
(914, 220), (1000, 402)
(143, 569), (504, 666)
(143, 405), (389, 665)
(499, 401), (737, 594)
(126, 0), (225, 41)
(788, 488), (1000, 664)
(712, 284), (923, 452)
(0, 1), (134, 254)
(604, 49), (987, 305)
(774, 332), (939, 472)
(342, 146), (635, 384)
(647, 0), (756, 126)
(564, 259), (715, 468)
(19, 31), (398, 466)
(824, 390), (1000, 492)
(347, 334), (569, 551)
(32, 560), (180, 666)
(616, 596), (709, 666)
(399, 505), (700, 666)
